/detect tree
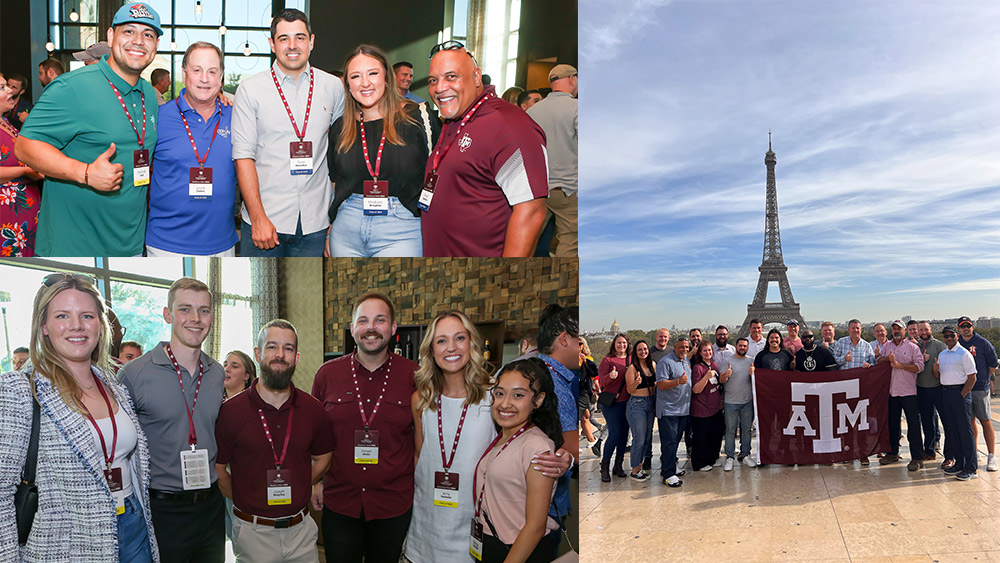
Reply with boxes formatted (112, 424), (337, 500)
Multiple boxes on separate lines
(110, 284), (170, 354)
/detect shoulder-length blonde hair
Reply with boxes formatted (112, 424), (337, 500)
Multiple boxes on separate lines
(29, 273), (114, 414)
(336, 44), (418, 154)
(413, 311), (491, 412)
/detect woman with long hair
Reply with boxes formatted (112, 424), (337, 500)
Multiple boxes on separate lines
(689, 340), (728, 471)
(327, 44), (441, 257)
(624, 340), (656, 481)
(0, 73), (42, 256)
(222, 350), (255, 400)
(597, 333), (631, 482)
(0, 273), (158, 561)
(475, 358), (563, 563)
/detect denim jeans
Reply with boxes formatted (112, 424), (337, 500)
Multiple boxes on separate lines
(888, 394), (922, 458)
(941, 386), (977, 474)
(625, 395), (655, 470)
(657, 415), (687, 479)
(118, 493), (152, 563)
(724, 400), (754, 459)
(916, 385), (943, 458)
(328, 194), (423, 257)
(601, 400), (629, 463)
(240, 217), (327, 257)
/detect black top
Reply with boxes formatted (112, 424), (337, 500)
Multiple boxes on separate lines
(327, 102), (441, 221)
(635, 364), (656, 390)
(794, 346), (838, 372)
(753, 349), (794, 371)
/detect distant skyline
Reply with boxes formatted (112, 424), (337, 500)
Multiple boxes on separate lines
(578, 1), (1000, 332)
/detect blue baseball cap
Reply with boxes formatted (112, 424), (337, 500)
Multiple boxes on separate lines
(112, 3), (163, 37)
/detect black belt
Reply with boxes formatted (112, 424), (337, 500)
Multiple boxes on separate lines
(942, 384), (965, 389)
(149, 482), (217, 503)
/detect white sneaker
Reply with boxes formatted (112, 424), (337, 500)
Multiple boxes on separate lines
(742, 456), (757, 468)
(987, 454), (998, 472)
(724, 458), (735, 471)
(699, 465), (713, 472)
(713, 458), (724, 467)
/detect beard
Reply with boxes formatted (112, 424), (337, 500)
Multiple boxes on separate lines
(716, 337), (728, 348)
(260, 360), (295, 390)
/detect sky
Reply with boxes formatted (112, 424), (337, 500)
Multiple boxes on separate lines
(578, 0), (1000, 333)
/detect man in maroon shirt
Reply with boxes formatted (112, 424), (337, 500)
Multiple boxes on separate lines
(311, 292), (418, 562)
(216, 319), (333, 562)
(421, 41), (548, 257)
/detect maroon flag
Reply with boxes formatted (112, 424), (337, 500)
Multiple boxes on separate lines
(752, 363), (891, 465)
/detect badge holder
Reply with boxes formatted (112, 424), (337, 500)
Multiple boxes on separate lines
(105, 466), (125, 515)
(433, 471), (459, 507)
(290, 141), (314, 175)
(354, 429), (379, 464)
(417, 173), (437, 211)
(469, 518), (484, 560)
(266, 468), (292, 506)
(133, 149), (150, 186)
(189, 167), (213, 200)
(180, 447), (211, 490)
(363, 180), (389, 215)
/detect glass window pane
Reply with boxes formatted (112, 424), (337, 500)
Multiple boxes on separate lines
(507, 30), (518, 60)
(505, 60), (517, 91)
(0, 266), (49, 371)
(226, 0), (273, 29)
(509, 0), (520, 32)
(174, 0), (224, 26)
(145, 0), (174, 26)
(224, 30), (271, 56)
(61, 0), (98, 24)
(223, 54), (271, 91)
(111, 281), (171, 354)
(219, 300), (254, 361)
(59, 26), (99, 51)
(453, 0), (470, 38)
(106, 258), (185, 280)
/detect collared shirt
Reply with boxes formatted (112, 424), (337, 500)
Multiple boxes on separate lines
(18, 54), (158, 256)
(232, 62), (345, 236)
(403, 90), (425, 104)
(833, 336), (876, 369)
(958, 333), (999, 391)
(915, 337), (947, 388)
(746, 335), (767, 361)
(537, 353), (578, 432)
(525, 91), (577, 195)
(938, 343), (977, 386)
(712, 343), (735, 372)
(783, 337), (803, 354)
(655, 352), (691, 417)
(120, 342), (225, 491)
(215, 381), (332, 517)
(155, 89), (166, 106)
(147, 91), (237, 254)
(880, 338), (924, 397)
(310, 352), (417, 520)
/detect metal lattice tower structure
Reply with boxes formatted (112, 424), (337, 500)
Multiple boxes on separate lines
(737, 133), (807, 337)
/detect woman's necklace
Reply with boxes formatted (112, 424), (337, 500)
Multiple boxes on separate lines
(0, 117), (18, 138)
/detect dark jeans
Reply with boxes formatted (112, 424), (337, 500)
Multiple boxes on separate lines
(888, 394), (922, 459)
(916, 385), (943, 458)
(601, 400), (629, 463)
(657, 415), (687, 479)
(690, 410), (726, 470)
(149, 485), (225, 563)
(322, 507), (412, 563)
(941, 387), (977, 474)
(240, 218), (327, 257)
(482, 527), (560, 563)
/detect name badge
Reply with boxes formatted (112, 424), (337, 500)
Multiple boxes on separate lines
(417, 172), (438, 211)
(266, 469), (292, 506)
(105, 467), (125, 515)
(290, 141), (313, 175)
(363, 180), (389, 215)
(354, 429), (379, 464)
(469, 518), (484, 560)
(180, 448), (211, 490)
(433, 471), (459, 507)
(189, 167), (213, 199)
(133, 149), (150, 186)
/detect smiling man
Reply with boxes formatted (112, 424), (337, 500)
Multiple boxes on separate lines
(15, 2), (162, 256)
(392, 61), (424, 103)
(146, 41), (238, 257)
(421, 41), (549, 257)
(120, 277), (227, 561)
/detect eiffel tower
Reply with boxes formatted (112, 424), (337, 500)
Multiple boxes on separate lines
(737, 133), (807, 337)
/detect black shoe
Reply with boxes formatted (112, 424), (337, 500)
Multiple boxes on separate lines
(612, 458), (627, 478)
(600, 459), (611, 482)
(642, 457), (652, 471)
(591, 439), (602, 457)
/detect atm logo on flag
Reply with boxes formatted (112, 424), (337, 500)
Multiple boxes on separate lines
(782, 379), (869, 454)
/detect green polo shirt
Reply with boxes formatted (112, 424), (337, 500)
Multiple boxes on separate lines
(19, 55), (158, 256)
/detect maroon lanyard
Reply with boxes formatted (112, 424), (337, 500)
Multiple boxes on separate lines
(428, 91), (495, 173)
(165, 344), (205, 447)
(359, 113), (387, 181)
(473, 423), (530, 517)
(351, 352), (392, 432)
(258, 406), (295, 469)
(83, 371), (119, 470)
(270, 67), (314, 142)
(177, 98), (222, 169)
(437, 395), (470, 474)
(107, 78), (146, 148)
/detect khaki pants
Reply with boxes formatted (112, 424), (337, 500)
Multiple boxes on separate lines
(232, 511), (319, 563)
(546, 188), (578, 257)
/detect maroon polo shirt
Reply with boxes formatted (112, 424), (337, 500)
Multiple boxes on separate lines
(216, 380), (333, 517)
(311, 352), (417, 520)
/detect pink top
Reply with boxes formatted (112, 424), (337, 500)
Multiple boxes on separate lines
(475, 426), (559, 544)
(880, 338), (924, 397)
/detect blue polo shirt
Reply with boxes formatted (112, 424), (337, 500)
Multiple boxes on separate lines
(958, 333), (999, 391)
(146, 90), (237, 254)
(655, 352), (691, 417)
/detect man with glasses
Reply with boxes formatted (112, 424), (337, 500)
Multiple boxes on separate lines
(794, 329), (837, 372)
(935, 326), (979, 480)
(422, 41), (548, 257)
(956, 316), (998, 471)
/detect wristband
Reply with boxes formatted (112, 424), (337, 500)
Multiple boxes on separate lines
(84, 162), (90, 186)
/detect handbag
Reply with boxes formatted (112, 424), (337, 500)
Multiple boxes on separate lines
(482, 506), (578, 562)
(596, 391), (616, 407)
(14, 389), (40, 545)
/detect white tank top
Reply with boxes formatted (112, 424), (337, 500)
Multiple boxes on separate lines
(87, 401), (138, 507)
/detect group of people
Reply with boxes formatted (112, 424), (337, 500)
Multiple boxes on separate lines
(0, 272), (582, 563)
(0, 3), (578, 258)
(588, 317), (998, 487)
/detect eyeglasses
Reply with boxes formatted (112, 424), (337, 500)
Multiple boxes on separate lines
(942, 333), (957, 338)
(42, 272), (97, 287)
(429, 40), (479, 67)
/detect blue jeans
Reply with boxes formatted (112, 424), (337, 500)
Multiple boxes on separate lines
(724, 400), (754, 459)
(941, 386), (977, 473)
(657, 415), (687, 479)
(601, 400), (629, 464)
(328, 194), (423, 257)
(240, 217), (327, 257)
(916, 385), (943, 458)
(118, 493), (152, 563)
(625, 395), (655, 470)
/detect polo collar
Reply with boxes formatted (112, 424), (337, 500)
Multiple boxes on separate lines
(150, 340), (217, 372)
(538, 353), (573, 382)
(98, 54), (143, 95)
(175, 88), (222, 118)
(271, 61), (312, 86)
(248, 379), (299, 412)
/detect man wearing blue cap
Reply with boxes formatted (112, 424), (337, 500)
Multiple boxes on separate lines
(15, 2), (162, 256)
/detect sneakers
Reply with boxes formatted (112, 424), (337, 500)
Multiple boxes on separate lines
(987, 454), (998, 472)
(724, 458), (735, 471)
(941, 459), (955, 470)
(859, 457), (870, 466)
(698, 465), (713, 472)
(630, 470), (650, 482)
(742, 456), (757, 468)
(713, 458), (724, 467)
(663, 475), (683, 487)
(879, 454), (900, 465)
(955, 471), (978, 481)
(591, 439), (603, 457)
(906, 459), (922, 471)
(943, 464), (963, 475)
(675, 469), (686, 477)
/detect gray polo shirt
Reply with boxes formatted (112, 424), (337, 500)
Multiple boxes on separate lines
(526, 91), (577, 195)
(655, 352), (691, 417)
(915, 337), (947, 388)
(120, 342), (226, 491)
(231, 62), (345, 235)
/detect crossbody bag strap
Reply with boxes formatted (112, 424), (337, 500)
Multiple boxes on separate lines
(22, 385), (40, 486)
(419, 102), (433, 154)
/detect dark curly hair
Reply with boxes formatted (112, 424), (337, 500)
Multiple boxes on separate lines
(494, 358), (564, 450)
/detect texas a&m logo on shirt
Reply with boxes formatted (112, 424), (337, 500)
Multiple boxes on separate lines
(458, 133), (473, 153)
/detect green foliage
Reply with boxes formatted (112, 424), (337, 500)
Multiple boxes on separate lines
(111, 284), (169, 354)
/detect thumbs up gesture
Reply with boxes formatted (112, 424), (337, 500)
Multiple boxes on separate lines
(678, 371), (688, 385)
(749, 364), (755, 376)
(609, 366), (619, 380)
(87, 143), (124, 191)
(845, 351), (853, 363)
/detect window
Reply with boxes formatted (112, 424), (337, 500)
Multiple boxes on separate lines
(481, 0), (521, 92)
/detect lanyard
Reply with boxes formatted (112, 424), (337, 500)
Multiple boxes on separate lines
(359, 113), (387, 181)
(473, 423), (530, 517)
(270, 67), (314, 142)
(177, 98), (222, 169)
(428, 91), (495, 173)
(165, 344), (205, 447)
(351, 352), (392, 432)
(107, 78), (146, 148)
(258, 406), (295, 469)
(437, 395), (470, 474)
(83, 371), (118, 470)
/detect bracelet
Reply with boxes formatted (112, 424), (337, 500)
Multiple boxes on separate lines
(84, 162), (90, 186)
